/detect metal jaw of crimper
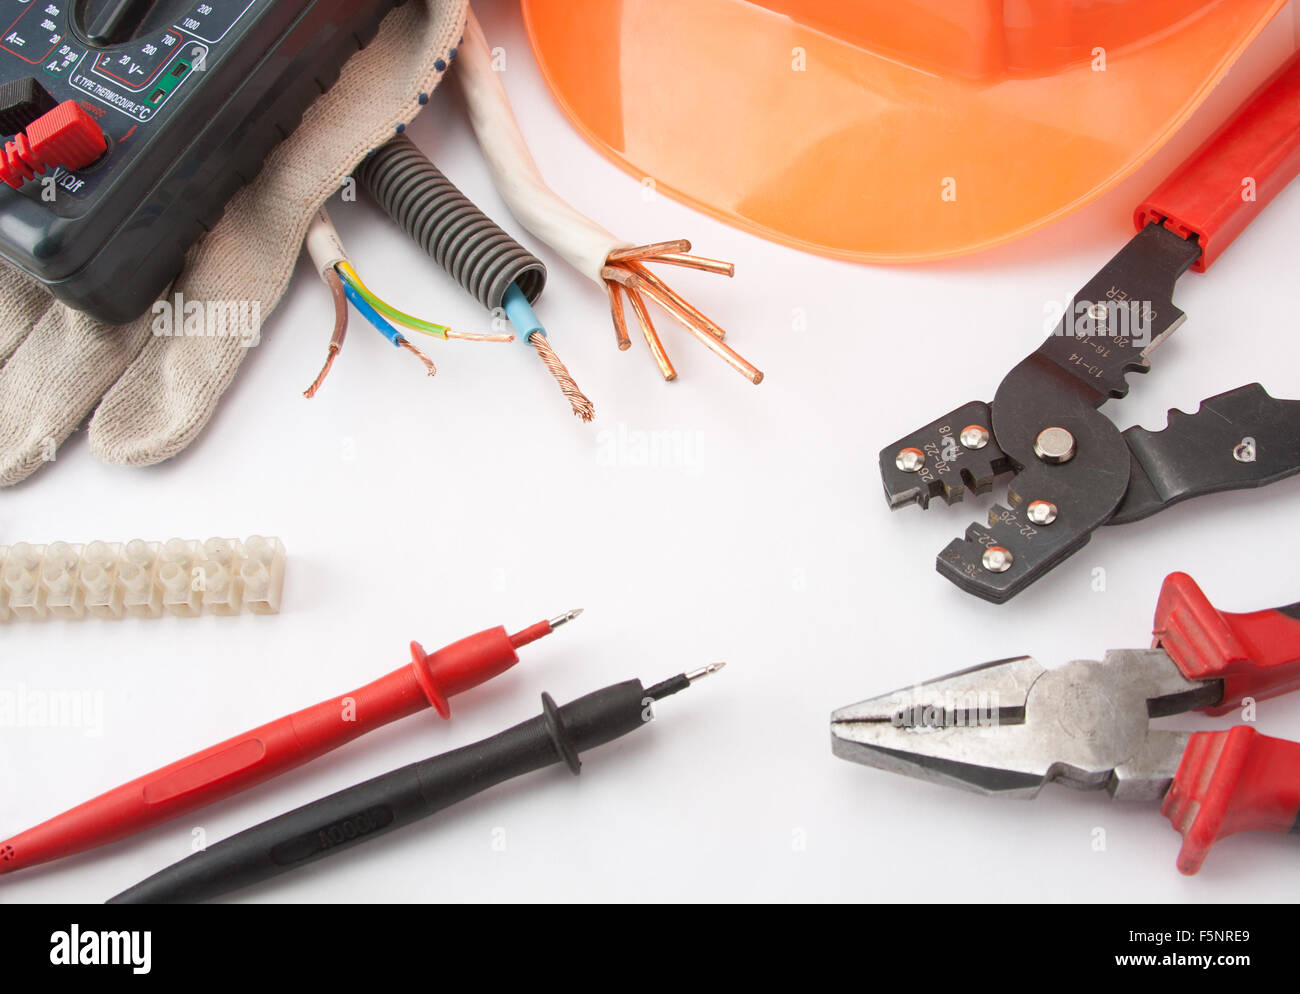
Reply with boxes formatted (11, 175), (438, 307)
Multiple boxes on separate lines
(833, 573), (1300, 874)
(879, 225), (1300, 604)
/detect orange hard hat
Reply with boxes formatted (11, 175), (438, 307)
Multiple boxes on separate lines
(521, 0), (1290, 262)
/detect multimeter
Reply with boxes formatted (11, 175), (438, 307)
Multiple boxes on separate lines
(0, 0), (400, 324)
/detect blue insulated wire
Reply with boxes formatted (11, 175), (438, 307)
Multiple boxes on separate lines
(502, 282), (546, 343)
(340, 276), (402, 347)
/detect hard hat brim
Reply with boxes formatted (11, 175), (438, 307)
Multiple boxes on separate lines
(522, 0), (1290, 262)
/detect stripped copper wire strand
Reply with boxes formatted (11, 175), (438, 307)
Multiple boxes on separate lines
(601, 242), (763, 385)
(607, 239), (691, 263)
(530, 332), (595, 422)
(622, 283), (675, 382)
(449, 329), (515, 343)
(625, 261), (726, 341)
(606, 280), (631, 352)
(629, 273), (763, 385)
(398, 336), (438, 378)
(304, 269), (350, 399)
(648, 253), (735, 278)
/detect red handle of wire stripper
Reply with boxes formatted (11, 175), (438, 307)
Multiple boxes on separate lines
(0, 626), (527, 874)
(1153, 572), (1300, 715)
(1162, 726), (1300, 875)
(1135, 50), (1300, 272)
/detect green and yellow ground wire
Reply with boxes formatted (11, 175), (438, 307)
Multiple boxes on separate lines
(336, 261), (512, 344)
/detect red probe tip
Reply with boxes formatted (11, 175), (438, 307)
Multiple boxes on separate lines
(509, 608), (583, 649)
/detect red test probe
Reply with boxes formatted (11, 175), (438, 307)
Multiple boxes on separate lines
(0, 609), (581, 875)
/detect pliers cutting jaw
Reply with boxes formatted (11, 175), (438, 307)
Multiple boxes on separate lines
(831, 649), (1220, 802)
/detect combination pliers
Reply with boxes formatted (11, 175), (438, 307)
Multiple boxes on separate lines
(832, 573), (1300, 873)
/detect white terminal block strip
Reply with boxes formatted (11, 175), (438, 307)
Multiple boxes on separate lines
(0, 537), (285, 622)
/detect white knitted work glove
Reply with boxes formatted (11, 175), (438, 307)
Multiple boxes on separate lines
(0, 0), (467, 487)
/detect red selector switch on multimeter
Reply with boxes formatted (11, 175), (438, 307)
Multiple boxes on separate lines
(0, 0), (402, 323)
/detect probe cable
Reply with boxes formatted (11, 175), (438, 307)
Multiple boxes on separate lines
(457, 8), (762, 385)
(0, 610), (581, 875)
(110, 662), (724, 903)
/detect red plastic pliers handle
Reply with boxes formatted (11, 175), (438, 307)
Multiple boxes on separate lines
(1153, 573), (1300, 873)
(1136, 50), (1300, 271)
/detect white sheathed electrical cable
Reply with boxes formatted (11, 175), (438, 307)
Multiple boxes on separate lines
(458, 7), (629, 284)
(304, 206), (350, 281)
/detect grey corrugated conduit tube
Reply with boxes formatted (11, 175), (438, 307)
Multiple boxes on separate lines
(355, 134), (546, 309)
(355, 134), (593, 420)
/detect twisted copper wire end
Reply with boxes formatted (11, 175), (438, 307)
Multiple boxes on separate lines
(398, 336), (438, 378)
(529, 331), (595, 422)
(304, 346), (339, 399)
(304, 270), (350, 399)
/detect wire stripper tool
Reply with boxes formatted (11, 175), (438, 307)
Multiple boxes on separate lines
(879, 52), (1300, 603)
(832, 573), (1300, 873)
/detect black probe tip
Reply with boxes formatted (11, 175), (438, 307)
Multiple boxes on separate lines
(646, 662), (726, 701)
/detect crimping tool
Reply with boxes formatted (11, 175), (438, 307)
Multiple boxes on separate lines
(832, 573), (1300, 874)
(879, 52), (1300, 603)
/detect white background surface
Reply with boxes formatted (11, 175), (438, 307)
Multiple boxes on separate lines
(3, 1), (1300, 904)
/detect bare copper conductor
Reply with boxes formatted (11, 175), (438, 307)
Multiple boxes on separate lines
(607, 240), (691, 263)
(398, 337), (438, 378)
(304, 269), (350, 399)
(648, 253), (735, 278)
(606, 280), (632, 352)
(624, 284), (676, 381)
(530, 332), (596, 422)
(601, 240), (761, 385)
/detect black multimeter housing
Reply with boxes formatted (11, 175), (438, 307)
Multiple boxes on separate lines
(0, 0), (401, 324)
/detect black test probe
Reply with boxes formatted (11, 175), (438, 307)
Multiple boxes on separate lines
(110, 664), (725, 903)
